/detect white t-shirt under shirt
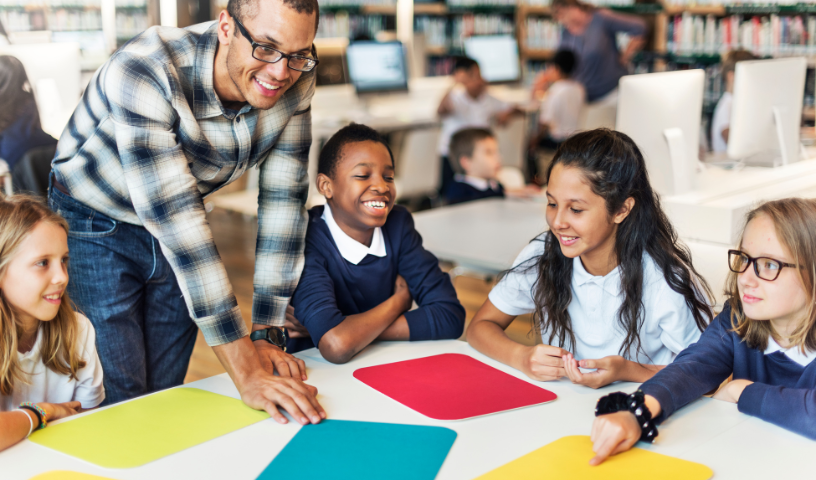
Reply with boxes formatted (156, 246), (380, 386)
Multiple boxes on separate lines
(539, 79), (586, 141)
(711, 91), (732, 153)
(438, 88), (509, 156)
(488, 236), (703, 364)
(1, 313), (105, 411)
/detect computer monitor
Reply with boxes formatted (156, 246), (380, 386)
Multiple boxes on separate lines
(616, 69), (705, 196)
(345, 41), (408, 94)
(463, 35), (520, 83)
(728, 57), (807, 166)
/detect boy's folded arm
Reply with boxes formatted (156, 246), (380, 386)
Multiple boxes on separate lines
(396, 214), (466, 341)
(738, 383), (816, 440)
(318, 293), (410, 364)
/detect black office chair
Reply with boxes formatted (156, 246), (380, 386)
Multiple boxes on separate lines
(11, 144), (56, 197)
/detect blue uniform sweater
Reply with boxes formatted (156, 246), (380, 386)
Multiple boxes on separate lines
(641, 303), (816, 439)
(288, 205), (465, 353)
(445, 179), (505, 205)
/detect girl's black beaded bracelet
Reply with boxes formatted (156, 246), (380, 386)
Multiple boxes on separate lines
(595, 390), (658, 443)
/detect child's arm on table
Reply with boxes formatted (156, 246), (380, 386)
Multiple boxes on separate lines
(466, 299), (568, 381)
(0, 402), (80, 452)
(589, 314), (736, 464)
(318, 275), (413, 364)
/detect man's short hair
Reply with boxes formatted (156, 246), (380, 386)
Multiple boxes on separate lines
(449, 128), (495, 170)
(722, 49), (758, 76)
(453, 56), (479, 73)
(552, 49), (577, 77)
(227, 0), (319, 30)
(318, 123), (395, 179)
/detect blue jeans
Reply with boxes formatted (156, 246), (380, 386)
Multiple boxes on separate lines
(49, 186), (198, 405)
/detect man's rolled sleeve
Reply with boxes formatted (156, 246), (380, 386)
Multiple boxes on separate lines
(106, 53), (247, 345)
(252, 74), (315, 327)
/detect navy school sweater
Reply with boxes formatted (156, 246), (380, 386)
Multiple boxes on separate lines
(444, 179), (505, 205)
(287, 205), (465, 353)
(640, 303), (816, 439)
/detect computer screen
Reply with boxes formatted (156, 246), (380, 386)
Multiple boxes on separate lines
(346, 41), (408, 94)
(463, 35), (520, 83)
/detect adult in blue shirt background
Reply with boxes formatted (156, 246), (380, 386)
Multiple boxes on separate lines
(551, 0), (646, 103)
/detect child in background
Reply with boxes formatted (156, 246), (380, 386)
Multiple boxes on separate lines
(466, 129), (713, 388)
(531, 49), (585, 150)
(445, 128), (539, 205)
(0, 195), (104, 453)
(710, 50), (757, 153)
(437, 56), (520, 194)
(591, 198), (816, 465)
(288, 124), (465, 362)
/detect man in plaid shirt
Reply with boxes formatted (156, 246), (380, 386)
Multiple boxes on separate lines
(48, 0), (326, 424)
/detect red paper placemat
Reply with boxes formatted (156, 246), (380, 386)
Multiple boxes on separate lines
(353, 353), (557, 420)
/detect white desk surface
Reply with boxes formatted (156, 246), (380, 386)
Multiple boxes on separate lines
(412, 198), (548, 273)
(1, 340), (811, 479)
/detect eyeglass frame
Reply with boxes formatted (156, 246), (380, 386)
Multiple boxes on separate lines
(727, 249), (798, 281)
(232, 17), (319, 72)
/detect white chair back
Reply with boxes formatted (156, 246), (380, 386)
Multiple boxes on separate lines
(395, 126), (441, 200)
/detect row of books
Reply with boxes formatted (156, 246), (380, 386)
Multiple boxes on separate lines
(316, 13), (385, 39)
(451, 14), (515, 49)
(0, 0), (99, 7)
(0, 8), (101, 31)
(415, 16), (448, 49)
(524, 17), (560, 50)
(115, 11), (148, 39)
(667, 13), (816, 56)
(521, 0), (634, 5)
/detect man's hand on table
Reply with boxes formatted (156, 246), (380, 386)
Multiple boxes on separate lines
(213, 336), (326, 425)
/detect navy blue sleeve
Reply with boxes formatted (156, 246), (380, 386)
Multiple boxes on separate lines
(640, 308), (735, 422)
(738, 381), (816, 439)
(396, 210), (466, 341)
(599, 9), (647, 36)
(290, 237), (346, 349)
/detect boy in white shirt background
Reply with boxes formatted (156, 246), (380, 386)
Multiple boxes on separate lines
(529, 50), (585, 183)
(710, 50), (757, 154)
(437, 56), (520, 194)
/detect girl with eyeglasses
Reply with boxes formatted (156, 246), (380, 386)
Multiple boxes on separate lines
(466, 129), (714, 389)
(591, 198), (816, 465)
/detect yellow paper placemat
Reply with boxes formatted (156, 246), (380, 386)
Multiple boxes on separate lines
(29, 388), (268, 469)
(476, 435), (713, 480)
(30, 472), (116, 480)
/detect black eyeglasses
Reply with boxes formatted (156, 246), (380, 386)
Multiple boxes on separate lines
(728, 249), (797, 281)
(233, 18), (319, 72)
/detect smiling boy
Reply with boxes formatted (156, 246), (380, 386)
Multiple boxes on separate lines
(288, 123), (465, 363)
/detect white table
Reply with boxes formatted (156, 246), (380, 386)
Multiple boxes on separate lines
(412, 198), (548, 274)
(1, 340), (812, 479)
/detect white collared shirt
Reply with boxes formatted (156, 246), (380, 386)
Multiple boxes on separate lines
(764, 336), (815, 367)
(321, 203), (387, 265)
(454, 174), (500, 192)
(488, 235), (703, 364)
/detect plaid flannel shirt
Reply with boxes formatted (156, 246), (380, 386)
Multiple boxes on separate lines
(52, 22), (314, 346)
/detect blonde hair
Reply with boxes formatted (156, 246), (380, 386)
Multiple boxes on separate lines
(0, 194), (86, 396)
(726, 198), (816, 353)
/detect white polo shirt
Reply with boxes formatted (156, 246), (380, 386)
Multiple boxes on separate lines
(1, 313), (105, 411)
(438, 88), (509, 156)
(488, 236), (703, 364)
(321, 203), (387, 265)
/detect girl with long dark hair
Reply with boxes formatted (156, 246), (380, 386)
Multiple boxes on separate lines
(466, 129), (713, 388)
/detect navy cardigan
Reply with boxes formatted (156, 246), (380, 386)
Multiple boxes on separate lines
(288, 205), (465, 353)
(641, 303), (816, 439)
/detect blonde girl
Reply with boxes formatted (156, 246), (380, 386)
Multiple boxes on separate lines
(0, 195), (103, 452)
(591, 198), (816, 465)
